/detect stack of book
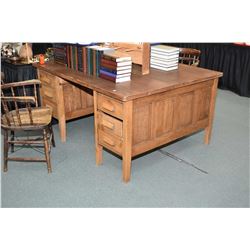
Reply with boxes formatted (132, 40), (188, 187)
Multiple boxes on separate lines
(99, 51), (132, 83)
(53, 44), (67, 66)
(150, 45), (180, 71)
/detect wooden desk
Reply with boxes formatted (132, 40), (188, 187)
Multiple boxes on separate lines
(34, 62), (222, 182)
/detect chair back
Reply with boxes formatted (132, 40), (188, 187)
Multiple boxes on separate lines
(1, 80), (41, 129)
(179, 48), (201, 66)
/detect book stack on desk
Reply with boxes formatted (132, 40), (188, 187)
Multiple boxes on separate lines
(150, 45), (179, 71)
(99, 51), (132, 83)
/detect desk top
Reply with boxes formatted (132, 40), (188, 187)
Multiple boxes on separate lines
(34, 62), (223, 101)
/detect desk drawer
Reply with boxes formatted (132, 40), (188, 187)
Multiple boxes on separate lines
(98, 111), (123, 137)
(98, 130), (122, 155)
(97, 94), (123, 119)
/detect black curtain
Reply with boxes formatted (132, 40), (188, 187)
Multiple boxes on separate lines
(165, 43), (250, 97)
(32, 43), (53, 55)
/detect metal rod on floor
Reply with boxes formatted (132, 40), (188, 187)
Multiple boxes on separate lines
(158, 149), (208, 174)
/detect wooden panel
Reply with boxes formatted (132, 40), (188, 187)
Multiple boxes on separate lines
(98, 111), (123, 137)
(41, 84), (56, 104)
(132, 119), (208, 157)
(132, 103), (152, 145)
(39, 70), (57, 85)
(43, 98), (58, 117)
(197, 87), (212, 121)
(97, 93), (123, 119)
(174, 92), (194, 130)
(98, 130), (122, 156)
(152, 97), (175, 138)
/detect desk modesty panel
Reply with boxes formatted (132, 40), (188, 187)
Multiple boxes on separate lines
(34, 62), (223, 182)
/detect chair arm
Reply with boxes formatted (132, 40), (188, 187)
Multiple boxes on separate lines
(1, 96), (36, 104)
(1, 79), (41, 90)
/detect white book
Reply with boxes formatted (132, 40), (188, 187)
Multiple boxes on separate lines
(151, 62), (178, 68)
(116, 69), (132, 75)
(116, 61), (132, 67)
(151, 45), (180, 53)
(151, 52), (179, 60)
(115, 76), (131, 83)
(151, 49), (180, 57)
(151, 58), (179, 66)
(150, 64), (178, 71)
(116, 65), (132, 71)
(116, 73), (131, 78)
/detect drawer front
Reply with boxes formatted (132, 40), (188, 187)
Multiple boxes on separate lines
(97, 94), (123, 119)
(98, 130), (122, 155)
(98, 111), (123, 137)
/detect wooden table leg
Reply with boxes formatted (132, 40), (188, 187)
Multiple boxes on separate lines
(122, 101), (133, 182)
(58, 116), (66, 142)
(204, 78), (218, 144)
(56, 81), (66, 142)
(94, 91), (103, 165)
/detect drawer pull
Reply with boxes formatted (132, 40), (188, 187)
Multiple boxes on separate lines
(102, 120), (114, 130)
(102, 102), (115, 112)
(103, 137), (115, 146)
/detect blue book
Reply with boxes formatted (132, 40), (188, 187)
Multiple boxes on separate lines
(100, 69), (117, 78)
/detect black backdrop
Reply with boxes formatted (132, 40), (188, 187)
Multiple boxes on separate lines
(166, 43), (250, 97)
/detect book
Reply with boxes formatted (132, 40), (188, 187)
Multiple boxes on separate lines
(100, 66), (131, 75)
(150, 64), (178, 71)
(151, 45), (180, 53)
(103, 50), (131, 62)
(150, 58), (179, 66)
(100, 69), (131, 78)
(151, 52), (179, 60)
(150, 62), (178, 68)
(100, 73), (131, 83)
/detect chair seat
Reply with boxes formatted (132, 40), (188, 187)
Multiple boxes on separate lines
(2, 107), (52, 129)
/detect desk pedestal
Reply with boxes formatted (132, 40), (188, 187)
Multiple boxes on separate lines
(94, 78), (218, 182)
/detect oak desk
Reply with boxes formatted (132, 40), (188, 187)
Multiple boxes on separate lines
(34, 62), (222, 182)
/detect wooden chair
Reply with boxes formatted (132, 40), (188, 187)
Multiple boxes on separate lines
(179, 48), (201, 66)
(1, 72), (4, 83)
(1, 79), (55, 173)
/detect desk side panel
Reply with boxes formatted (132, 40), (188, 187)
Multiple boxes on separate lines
(132, 80), (214, 156)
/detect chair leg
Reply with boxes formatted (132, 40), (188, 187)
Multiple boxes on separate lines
(3, 130), (9, 172)
(50, 123), (56, 147)
(11, 130), (15, 153)
(43, 129), (52, 173)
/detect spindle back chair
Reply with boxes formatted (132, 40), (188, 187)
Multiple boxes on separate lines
(179, 48), (201, 66)
(1, 79), (55, 173)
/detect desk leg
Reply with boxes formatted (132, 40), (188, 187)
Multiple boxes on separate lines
(204, 78), (218, 144)
(56, 82), (66, 143)
(122, 101), (133, 182)
(58, 116), (66, 143)
(94, 91), (103, 165)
